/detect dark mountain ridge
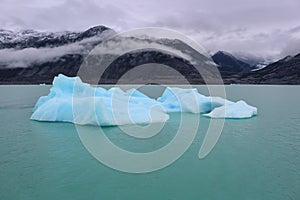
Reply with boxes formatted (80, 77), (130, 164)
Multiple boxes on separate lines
(0, 25), (299, 84)
(236, 53), (300, 84)
(212, 51), (254, 73)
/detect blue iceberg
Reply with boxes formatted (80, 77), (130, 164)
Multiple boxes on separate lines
(31, 74), (169, 126)
(203, 100), (258, 119)
(157, 87), (230, 113)
(158, 87), (257, 118)
(31, 74), (257, 126)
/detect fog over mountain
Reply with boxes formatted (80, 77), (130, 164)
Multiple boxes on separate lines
(0, 25), (299, 84)
(0, 0), (299, 84)
(1, 0), (300, 60)
(0, 26), (114, 68)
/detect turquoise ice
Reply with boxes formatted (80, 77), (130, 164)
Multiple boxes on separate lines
(158, 87), (257, 118)
(31, 74), (257, 126)
(157, 87), (229, 113)
(31, 74), (169, 126)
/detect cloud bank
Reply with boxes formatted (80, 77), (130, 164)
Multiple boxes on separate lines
(0, 0), (300, 59)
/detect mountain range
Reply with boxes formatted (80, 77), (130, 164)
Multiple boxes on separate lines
(0, 25), (299, 84)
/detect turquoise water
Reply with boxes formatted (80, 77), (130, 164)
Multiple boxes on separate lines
(0, 85), (299, 200)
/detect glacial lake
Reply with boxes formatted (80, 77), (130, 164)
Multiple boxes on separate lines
(0, 85), (299, 200)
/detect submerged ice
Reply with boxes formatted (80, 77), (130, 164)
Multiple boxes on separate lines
(31, 74), (257, 126)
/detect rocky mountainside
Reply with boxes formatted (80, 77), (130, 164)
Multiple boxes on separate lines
(0, 25), (299, 84)
(0, 26), (218, 84)
(0, 26), (114, 83)
(235, 54), (300, 84)
(212, 51), (254, 74)
(211, 50), (271, 74)
(230, 51), (270, 70)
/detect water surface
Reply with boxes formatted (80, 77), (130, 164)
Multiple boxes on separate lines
(0, 85), (299, 200)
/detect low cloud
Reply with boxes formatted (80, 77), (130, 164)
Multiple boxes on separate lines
(0, 0), (300, 58)
(0, 34), (196, 68)
(0, 36), (103, 68)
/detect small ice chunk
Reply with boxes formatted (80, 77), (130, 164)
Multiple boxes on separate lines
(203, 100), (257, 119)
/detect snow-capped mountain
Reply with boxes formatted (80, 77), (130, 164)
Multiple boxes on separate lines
(0, 25), (115, 69)
(0, 26), (113, 49)
(211, 51), (254, 73)
(211, 51), (272, 74)
(0, 26), (215, 84)
(230, 51), (273, 71)
(0, 26), (116, 83)
(0, 25), (299, 84)
(237, 53), (300, 84)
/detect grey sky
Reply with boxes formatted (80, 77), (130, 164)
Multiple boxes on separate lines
(1, 0), (300, 59)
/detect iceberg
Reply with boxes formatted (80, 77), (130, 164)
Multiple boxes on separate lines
(157, 87), (230, 113)
(31, 74), (169, 126)
(157, 87), (257, 118)
(31, 74), (257, 126)
(203, 100), (258, 119)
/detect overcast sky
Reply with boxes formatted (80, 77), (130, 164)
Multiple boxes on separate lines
(1, 0), (300, 59)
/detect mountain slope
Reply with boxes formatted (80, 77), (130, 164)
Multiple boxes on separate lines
(0, 26), (299, 84)
(236, 54), (300, 84)
(0, 26), (216, 84)
(231, 51), (271, 71)
(212, 51), (254, 74)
